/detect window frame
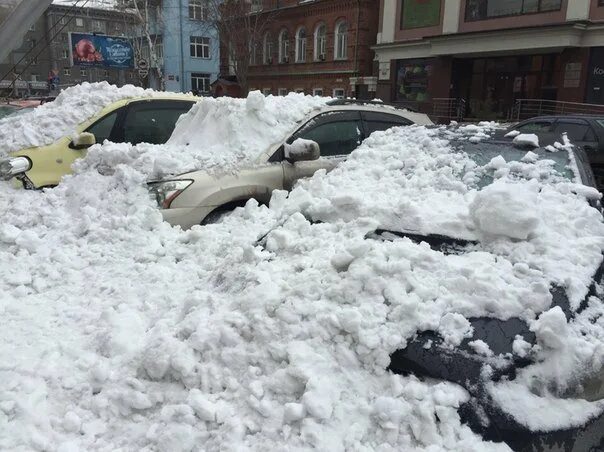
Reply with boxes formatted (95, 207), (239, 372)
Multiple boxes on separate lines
(75, 17), (84, 27)
(314, 23), (327, 61)
(190, 36), (211, 59)
(552, 119), (596, 142)
(334, 21), (348, 60)
(360, 111), (413, 136)
(295, 27), (307, 63)
(84, 107), (124, 144)
(278, 29), (290, 63)
(189, 0), (208, 21)
(333, 88), (345, 98)
(464, 0), (563, 22)
(263, 32), (273, 64)
(191, 72), (211, 93)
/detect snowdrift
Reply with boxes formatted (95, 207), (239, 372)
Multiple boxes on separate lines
(1, 87), (603, 451)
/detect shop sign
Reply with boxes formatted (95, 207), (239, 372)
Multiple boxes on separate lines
(564, 62), (582, 88)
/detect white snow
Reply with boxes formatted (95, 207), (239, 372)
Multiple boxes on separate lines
(504, 130), (521, 138)
(0, 85), (603, 450)
(513, 133), (539, 148)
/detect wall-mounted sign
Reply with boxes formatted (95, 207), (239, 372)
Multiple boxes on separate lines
(69, 33), (134, 69)
(563, 62), (582, 89)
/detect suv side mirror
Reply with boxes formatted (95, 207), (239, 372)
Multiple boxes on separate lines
(71, 132), (96, 150)
(284, 138), (320, 162)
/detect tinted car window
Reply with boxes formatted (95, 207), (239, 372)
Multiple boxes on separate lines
(516, 120), (553, 133)
(123, 101), (194, 145)
(86, 110), (119, 143)
(362, 111), (412, 136)
(288, 111), (363, 157)
(553, 121), (590, 142)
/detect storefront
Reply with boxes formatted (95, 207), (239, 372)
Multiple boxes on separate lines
(586, 47), (604, 105)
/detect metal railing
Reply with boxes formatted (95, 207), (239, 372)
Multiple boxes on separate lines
(432, 98), (466, 122)
(512, 99), (604, 121)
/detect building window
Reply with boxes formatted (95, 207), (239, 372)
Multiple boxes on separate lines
(92, 20), (105, 32)
(333, 88), (345, 98)
(395, 59), (431, 103)
(81, 69), (87, 77)
(64, 68), (71, 76)
(335, 21), (348, 60)
(313, 88), (323, 96)
(400, 0), (441, 29)
(30, 74), (39, 82)
(60, 17), (67, 25)
(61, 33), (68, 43)
(314, 23), (326, 61)
(249, 40), (257, 65)
(75, 18), (84, 27)
(251, 0), (263, 12)
(191, 73), (210, 93)
(189, 0), (208, 20)
(278, 29), (289, 63)
(103, 70), (109, 77)
(61, 49), (68, 59)
(278, 88), (288, 96)
(263, 32), (273, 64)
(156, 42), (164, 60)
(295, 27), (306, 62)
(190, 36), (210, 58)
(465, 0), (562, 21)
(262, 88), (271, 95)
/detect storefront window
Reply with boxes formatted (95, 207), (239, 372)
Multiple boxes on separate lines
(465, 0), (562, 21)
(400, 0), (441, 29)
(395, 60), (432, 103)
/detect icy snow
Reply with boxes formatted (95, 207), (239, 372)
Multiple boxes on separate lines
(1, 87), (604, 450)
(513, 133), (540, 148)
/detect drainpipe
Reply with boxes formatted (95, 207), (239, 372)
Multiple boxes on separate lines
(353, 0), (361, 95)
(179, 0), (185, 92)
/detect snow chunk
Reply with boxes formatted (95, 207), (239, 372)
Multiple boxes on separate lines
(513, 133), (539, 148)
(531, 306), (569, 350)
(504, 130), (521, 138)
(438, 313), (473, 347)
(470, 181), (540, 240)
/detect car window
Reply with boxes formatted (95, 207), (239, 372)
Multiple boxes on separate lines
(584, 127), (597, 142)
(123, 101), (194, 145)
(553, 121), (590, 142)
(516, 120), (553, 133)
(597, 119), (604, 130)
(86, 110), (119, 143)
(288, 111), (363, 157)
(362, 111), (412, 136)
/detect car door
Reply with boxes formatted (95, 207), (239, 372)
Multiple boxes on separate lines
(276, 110), (364, 189)
(115, 100), (196, 145)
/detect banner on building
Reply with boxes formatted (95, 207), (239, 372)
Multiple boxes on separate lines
(400, 0), (441, 29)
(69, 33), (134, 69)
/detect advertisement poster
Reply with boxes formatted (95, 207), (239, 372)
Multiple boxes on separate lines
(69, 33), (134, 69)
(400, 0), (441, 29)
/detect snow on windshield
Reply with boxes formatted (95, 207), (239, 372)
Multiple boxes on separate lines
(1, 96), (603, 450)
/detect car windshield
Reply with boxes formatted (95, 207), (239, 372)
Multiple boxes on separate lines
(0, 105), (19, 120)
(458, 142), (575, 188)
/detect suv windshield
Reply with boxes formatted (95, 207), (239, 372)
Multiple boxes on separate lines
(457, 142), (575, 188)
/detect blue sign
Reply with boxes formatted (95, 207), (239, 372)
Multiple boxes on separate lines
(70, 33), (134, 69)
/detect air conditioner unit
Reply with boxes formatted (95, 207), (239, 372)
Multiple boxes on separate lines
(319, 54), (326, 61)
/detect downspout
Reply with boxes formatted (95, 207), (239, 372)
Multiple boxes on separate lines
(179, 0), (185, 92)
(353, 0), (361, 95)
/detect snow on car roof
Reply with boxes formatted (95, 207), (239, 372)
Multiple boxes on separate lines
(1, 98), (603, 450)
(0, 82), (188, 155)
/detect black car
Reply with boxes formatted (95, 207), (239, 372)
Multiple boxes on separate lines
(378, 139), (604, 452)
(500, 115), (604, 189)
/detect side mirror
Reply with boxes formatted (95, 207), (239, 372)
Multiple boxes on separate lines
(284, 138), (320, 162)
(71, 132), (96, 150)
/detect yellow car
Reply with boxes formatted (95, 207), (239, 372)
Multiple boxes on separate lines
(0, 94), (199, 189)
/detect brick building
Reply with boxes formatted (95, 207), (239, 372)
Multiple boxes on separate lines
(220, 0), (379, 98)
(374, 0), (604, 120)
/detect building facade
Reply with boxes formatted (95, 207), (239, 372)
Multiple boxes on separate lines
(0, 4), (139, 97)
(374, 0), (604, 119)
(228, 0), (379, 98)
(160, 0), (219, 94)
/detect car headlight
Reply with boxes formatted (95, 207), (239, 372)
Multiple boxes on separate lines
(0, 157), (31, 181)
(148, 179), (193, 209)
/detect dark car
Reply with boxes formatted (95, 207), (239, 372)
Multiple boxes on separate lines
(500, 115), (604, 188)
(377, 139), (604, 451)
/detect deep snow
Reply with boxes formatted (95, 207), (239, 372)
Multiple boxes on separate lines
(1, 87), (603, 451)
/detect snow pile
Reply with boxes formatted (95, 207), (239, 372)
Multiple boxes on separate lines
(0, 82), (172, 154)
(513, 133), (539, 148)
(1, 114), (604, 450)
(75, 92), (330, 180)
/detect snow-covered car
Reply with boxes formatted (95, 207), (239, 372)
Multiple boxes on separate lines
(149, 100), (433, 228)
(0, 91), (198, 189)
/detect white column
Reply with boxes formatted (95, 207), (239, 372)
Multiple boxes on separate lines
(566, 0), (591, 21)
(442, 0), (461, 35)
(377, 0), (397, 44)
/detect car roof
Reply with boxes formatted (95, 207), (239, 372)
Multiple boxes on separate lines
(518, 115), (604, 122)
(314, 103), (433, 125)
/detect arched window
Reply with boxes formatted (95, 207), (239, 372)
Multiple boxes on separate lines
(278, 29), (289, 63)
(249, 40), (257, 65)
(263, 32), (273, 64)
(295, 27), (306, 62)
(335, 21), (348, 60)
(314, 23), (326, 61)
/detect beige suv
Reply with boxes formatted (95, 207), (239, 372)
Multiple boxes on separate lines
(149, 102), (433, 229)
